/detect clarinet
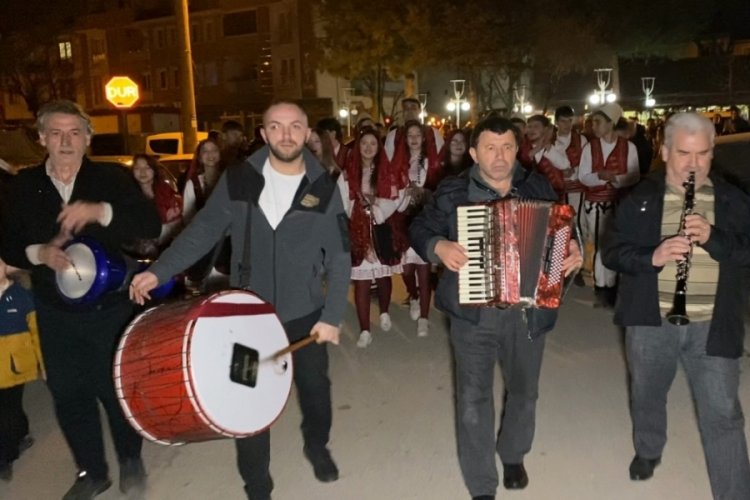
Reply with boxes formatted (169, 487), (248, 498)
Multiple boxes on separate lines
(666, 171), (696, 326)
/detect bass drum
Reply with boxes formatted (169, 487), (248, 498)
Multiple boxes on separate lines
(114, 290), (292, 445)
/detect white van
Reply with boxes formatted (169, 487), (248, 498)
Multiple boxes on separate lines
(146, 132), (208, 156)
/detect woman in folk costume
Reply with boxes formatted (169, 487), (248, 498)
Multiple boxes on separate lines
(338, 128), (408, 348)
(182, 138), (228, 291)
(439, 129), (474, 178)
(392, 119), (442, 337)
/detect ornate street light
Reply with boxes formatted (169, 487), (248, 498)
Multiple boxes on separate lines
(642, 77), (656, 108)
(589, 68), (616, 106)
(513, 85), (533, 116)
(339, 87), (355, 137)
(446, 79), (470, 128)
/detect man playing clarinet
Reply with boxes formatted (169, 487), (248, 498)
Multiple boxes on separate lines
(602, 111), (750, 499)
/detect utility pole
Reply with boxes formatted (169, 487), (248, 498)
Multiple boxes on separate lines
(175, 0), (198, 154)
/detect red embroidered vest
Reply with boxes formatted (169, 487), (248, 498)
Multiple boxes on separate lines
(535, 155), (565, 200)
(585, 136), (629, 202)
(563, 132), (585, 193)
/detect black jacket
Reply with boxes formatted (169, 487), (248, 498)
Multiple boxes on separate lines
(409, 163), (562, 337)
(602, 170), (750, 358)
(0, 158), (161, 311)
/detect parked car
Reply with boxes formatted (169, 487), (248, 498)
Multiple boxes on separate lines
(713, 131), (750, 193)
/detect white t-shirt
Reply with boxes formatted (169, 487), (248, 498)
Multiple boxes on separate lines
(259, 158), (305, 230)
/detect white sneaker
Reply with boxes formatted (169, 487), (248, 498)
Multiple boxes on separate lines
(357, 330), (373, 348)
(417, 318), (429, 337)
(379, 312), (392, 332)
(409, 299), (420, 321)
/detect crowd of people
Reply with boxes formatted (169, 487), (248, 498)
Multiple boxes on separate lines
(0, 96), (748, 500)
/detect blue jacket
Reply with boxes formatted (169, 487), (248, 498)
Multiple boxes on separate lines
(602, 170), (750, 358)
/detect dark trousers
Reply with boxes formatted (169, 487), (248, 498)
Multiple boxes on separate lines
(235, 309), (331, 500)
(0, 385), (28, 464)
(450, 308), (546, 498)
(627, 321), (750, 499)
(37, 300), (143, 480)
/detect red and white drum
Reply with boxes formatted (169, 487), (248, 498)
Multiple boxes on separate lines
(114, 290), (293, 445)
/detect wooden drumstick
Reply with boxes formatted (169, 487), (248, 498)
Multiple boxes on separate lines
(273, 333), (319, 359)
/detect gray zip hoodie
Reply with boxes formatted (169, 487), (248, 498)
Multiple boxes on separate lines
(149, 146), (351, 327)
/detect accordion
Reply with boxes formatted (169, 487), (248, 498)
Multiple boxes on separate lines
(457, 199), (575, 309)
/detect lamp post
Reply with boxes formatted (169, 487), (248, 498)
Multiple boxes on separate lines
(339, 87), (354, 138)
(642, 76), (656, 110)
(418, 93), (428, 124)
(589, 68), (616, 106)
(446, 79), (470, 128)
(513, 85), (533, 116)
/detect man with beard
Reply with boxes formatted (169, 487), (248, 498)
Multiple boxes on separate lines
(130, 101), (352, 500)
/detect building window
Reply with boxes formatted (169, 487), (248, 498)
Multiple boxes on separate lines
(191, 23), (202, 44)
(172, 67), (179, 89)
(205, 62), (218, 86)
(167, 26), (177, 47)
(155, 28), (165, 49)
(204, 20), (215, 42)
(141, 72), (152, 92)
(92, 76), (102, 106)
(278, 12), (292, 44)
(158, 68), (168, 90)
(91, 38), (106, 63)
(58, 41), (72, 60)
(289, 58), (296, 82)
(280, 59), (289, 84)
(223, 10), (257, 37)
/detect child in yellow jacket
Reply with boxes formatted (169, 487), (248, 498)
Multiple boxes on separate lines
(0, 257), (44, 481)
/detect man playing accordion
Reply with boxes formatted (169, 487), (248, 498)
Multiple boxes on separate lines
(410, 116), (582, 500)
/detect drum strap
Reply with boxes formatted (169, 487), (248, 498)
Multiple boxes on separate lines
(238, 204), (253, 288)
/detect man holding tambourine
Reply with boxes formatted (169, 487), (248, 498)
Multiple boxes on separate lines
(0, 100), (161, 500)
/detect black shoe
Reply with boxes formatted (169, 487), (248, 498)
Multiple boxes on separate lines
(0, 462), (12, 482)
(303, 445), (339, 483)
(594, 286), (615, 309)
(502, 463), (528, 490)
(573, 272), (586, 287)
(629, 455), (661, 480)
(472, 496), (495, 500)
(119, 457), (146, 494)
(62, 471), (112, 500)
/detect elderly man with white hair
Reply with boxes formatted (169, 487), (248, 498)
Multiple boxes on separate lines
(603, 112), (750, 499)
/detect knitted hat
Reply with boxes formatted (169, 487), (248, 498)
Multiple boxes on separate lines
(594, 103), (623, 124)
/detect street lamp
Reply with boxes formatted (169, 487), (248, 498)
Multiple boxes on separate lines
(339, 87), (354, 137)
(588, 68), (616, 106)
(446, 79), (470, 128)
(418, 93), (428, 124)
(513, 85), (533, 116)
(642, 77), (656, 108)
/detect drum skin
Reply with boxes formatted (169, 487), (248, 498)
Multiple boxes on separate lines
(114, 290), (293, 445)
(56, 236), (127, 304)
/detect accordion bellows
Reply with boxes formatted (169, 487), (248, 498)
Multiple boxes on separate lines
(457, 199), (575, 309)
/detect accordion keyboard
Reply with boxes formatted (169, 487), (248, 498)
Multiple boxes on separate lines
(457, 205), (494, 304)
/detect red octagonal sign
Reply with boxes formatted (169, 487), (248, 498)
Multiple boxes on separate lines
(105, 76), (139, 108)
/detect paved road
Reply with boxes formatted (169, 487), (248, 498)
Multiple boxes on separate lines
(2, 283), (749, 500)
